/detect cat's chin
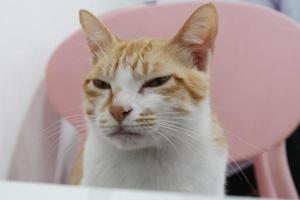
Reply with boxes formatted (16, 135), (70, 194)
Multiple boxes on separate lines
(109, 130), (143, 138)
(107, 132), (155, 150)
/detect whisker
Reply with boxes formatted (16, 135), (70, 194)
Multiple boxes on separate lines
(228, 157), (256, 193)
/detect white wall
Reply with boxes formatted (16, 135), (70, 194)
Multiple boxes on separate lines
(0, 0), (148, 179)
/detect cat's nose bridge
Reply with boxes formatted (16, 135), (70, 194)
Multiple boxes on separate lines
(111, 89), (135, 113)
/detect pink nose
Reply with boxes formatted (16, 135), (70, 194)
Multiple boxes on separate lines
(109, 105), (133, 123)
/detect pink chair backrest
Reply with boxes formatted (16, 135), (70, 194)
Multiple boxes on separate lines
(46, 0), (300, 161)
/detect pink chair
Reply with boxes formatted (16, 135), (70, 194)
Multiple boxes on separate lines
(46, 1), (300, 198)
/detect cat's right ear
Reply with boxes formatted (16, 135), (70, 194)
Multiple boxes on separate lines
(79, 10), (118, 56)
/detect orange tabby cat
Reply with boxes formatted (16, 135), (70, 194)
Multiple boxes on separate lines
(77, 3), (227, 195)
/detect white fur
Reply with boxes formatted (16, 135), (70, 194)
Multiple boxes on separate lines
(81, 67), (227, 195)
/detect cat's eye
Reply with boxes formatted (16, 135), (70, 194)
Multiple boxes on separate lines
(143, 75), (171, 88)
(92, 79), (111, 89)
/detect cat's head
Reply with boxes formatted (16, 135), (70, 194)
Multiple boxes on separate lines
(80, 3), (218, 150)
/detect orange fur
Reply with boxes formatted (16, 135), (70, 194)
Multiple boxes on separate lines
(83, 39), (210, 116)
(69, 149), (84, 185)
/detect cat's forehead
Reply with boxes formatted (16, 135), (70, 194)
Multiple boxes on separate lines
(87, 39), (177, 80)
(113, 66), (140, 91)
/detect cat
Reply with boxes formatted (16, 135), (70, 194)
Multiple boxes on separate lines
(78, 3), (227, 195)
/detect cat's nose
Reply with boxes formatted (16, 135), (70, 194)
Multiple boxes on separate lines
(109, 105), (133, 123)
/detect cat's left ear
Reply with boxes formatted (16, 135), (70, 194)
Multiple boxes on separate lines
(171, 3), (218, 71)
(79, 10), (119, 56)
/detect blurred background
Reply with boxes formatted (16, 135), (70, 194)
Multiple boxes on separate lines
(0, 0), (299, 198)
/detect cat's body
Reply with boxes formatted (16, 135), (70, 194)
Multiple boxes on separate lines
(79, 3), (227, 196)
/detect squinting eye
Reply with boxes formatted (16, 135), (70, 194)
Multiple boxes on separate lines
(143, 75), (171, 88)
(92, 79), (111, 89)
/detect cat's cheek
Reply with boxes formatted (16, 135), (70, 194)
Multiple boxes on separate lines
(136, 91), (165, 113)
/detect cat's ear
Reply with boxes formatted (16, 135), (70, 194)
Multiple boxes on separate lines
(79, 9), (118, 55)
(171, 3), (218, 71)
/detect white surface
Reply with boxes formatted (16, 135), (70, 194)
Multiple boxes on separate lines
(0, 181), (261, 200)
(0, 0), (147, 179)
